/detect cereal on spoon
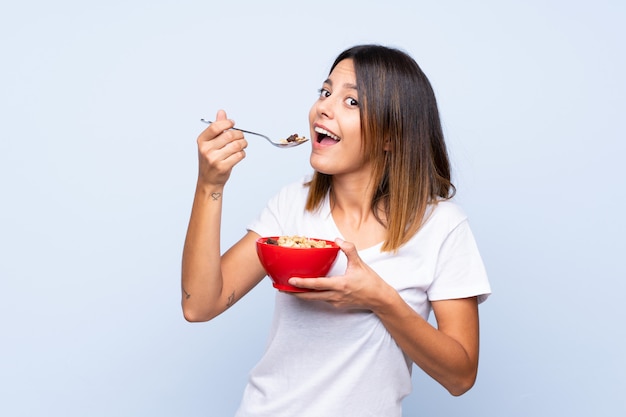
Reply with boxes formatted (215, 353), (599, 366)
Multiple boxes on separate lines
(280, 134), (308, 145)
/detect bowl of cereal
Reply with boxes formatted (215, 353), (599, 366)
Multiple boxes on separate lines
(256, 235), (340, 292)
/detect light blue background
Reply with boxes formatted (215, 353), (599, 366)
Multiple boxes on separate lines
(1, 1), (624, 416)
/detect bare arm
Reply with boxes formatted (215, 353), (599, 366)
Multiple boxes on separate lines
(374, 292), (480, 396)
(288, 239), (481, 395)
(181, 110), (266, 322)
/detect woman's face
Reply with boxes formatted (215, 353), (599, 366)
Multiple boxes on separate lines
(308, 59), (367, 176)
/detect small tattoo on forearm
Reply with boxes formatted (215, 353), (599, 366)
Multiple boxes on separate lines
(182, 288), (191, 299)
(211, 192), (221, 201)
(226, 291), (235, 308)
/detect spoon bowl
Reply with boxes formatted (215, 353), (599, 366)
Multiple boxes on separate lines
(200, 119), (309, 148)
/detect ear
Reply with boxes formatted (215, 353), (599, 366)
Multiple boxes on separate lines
(383, 138), (392, 152)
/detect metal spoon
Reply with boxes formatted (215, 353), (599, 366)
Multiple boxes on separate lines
(200, 119), (309, 148)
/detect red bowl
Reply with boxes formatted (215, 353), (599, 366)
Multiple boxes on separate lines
(256, 237), (340, 292)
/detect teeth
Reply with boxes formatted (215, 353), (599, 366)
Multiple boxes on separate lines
(314, 127), (340, 141)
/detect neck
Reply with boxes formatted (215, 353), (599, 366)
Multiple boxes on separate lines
(328, 171), (388, 249)
(330, 172), (377, 224)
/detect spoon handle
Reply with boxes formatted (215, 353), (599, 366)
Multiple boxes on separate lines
(200, 119), (267, 139)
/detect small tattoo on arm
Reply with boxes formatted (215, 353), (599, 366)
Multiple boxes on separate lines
(211, 192), (221, 201)
(226, 290), (235, 308)
(182, 288), (191, 300)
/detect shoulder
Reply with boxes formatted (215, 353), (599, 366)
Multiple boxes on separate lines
(272, 175), (311, 202)
(262, 175), (313, 217)
(401, 199), (470, 250)
(247, 175), (313, 237)
(425, 199), (469, 230)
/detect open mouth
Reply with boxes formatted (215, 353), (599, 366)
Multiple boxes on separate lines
(314, 126), (341, 145)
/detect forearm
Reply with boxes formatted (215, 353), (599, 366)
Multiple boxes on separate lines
(181, 183), (227, 322)
(373, 289), (479, 396)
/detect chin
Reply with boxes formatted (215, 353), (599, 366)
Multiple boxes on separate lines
(309, 155), (335, 176)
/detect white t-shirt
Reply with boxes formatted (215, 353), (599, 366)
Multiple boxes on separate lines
(235, 178), (491, 417)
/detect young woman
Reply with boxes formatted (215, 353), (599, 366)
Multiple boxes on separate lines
(182, 44), (491, 416)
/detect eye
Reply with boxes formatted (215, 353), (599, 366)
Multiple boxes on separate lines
(345, 97), (359, 107)
(317, 88), (331, 98)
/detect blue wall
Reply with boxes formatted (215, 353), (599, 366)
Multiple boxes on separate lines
(1, 1), (624, 415)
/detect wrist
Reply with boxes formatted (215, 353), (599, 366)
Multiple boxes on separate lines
(369, 281), (402, 316)
(195, 183), (225, 201)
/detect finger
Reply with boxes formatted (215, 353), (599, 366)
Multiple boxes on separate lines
(203, 134), (247, 166)
(198, 124), (243, 154)
(336, 238), (360, 263)
(220, 145), (247, 166)
(212, 130), (246, 151)
(215, 109), (227, 121)
(198, 111), (235, 143)
(288, 277), (335, 291)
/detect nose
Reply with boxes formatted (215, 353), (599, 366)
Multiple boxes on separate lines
(314, 95), (334, 119)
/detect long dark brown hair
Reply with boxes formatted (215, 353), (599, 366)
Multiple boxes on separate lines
(306, 44), (455, 252)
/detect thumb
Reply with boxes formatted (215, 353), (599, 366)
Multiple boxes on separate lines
(335, 238), (360, 263)
(215, 109), (228, 121)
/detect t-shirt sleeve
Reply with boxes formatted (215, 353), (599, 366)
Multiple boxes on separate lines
(246, 179), (309, 238)
(246, 190), (284, 238)
(427, 219), (491, 304)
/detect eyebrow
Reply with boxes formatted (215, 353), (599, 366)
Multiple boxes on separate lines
(323, 78), (358, 90)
